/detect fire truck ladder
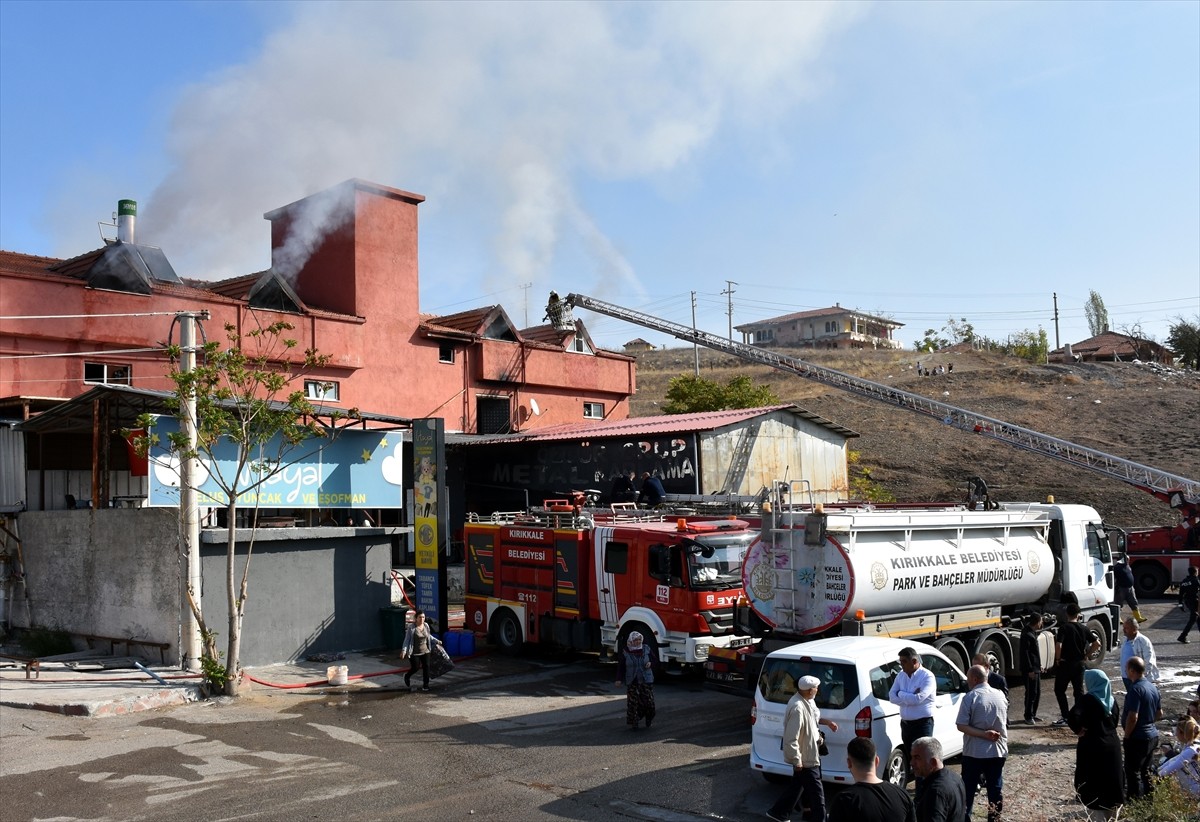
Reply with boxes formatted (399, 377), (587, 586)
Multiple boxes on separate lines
(566, 293), (1200, 505)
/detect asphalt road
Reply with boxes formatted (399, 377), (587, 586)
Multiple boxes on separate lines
(2, 599), (1195, 822)
(1, 656), (770, 822)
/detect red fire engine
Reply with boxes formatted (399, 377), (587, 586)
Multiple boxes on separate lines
(464, 505), (756, 664)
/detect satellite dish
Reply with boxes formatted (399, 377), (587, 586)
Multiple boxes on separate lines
(529, 398), (542, 416)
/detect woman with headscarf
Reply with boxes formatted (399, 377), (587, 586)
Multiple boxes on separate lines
(614, 631), (657, 730)
(1067, 668), (1125, 820)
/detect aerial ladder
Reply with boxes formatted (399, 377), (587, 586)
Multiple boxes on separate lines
(565, 293), (1200, 530)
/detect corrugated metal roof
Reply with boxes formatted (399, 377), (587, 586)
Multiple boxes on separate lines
(452, 403), (857, 445)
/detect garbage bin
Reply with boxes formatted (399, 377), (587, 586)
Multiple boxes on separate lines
(379, 606), (409, 650)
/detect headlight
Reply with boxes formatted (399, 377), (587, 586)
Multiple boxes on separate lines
(694, 643), (710, 660)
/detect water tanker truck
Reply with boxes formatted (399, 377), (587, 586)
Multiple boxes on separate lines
(706, 491), (1119, 690)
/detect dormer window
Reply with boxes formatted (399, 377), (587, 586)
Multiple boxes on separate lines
(571, 336), (592, 354)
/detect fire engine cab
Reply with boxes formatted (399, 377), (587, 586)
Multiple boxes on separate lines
(464, 508), (756, 665)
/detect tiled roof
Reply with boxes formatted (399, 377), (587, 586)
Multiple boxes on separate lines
(519, 324), (570, 345)
(457, 403), (858, 445)
(0, 250), (62, 276)
(425, 306), (497, 334)
(200, 272), (263, 299)
(46, 247), (106, 279)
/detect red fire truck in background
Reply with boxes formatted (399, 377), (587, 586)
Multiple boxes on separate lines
(464, 504), (757, 664)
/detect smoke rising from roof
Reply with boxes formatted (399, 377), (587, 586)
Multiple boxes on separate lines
(126, 2), (857, 297)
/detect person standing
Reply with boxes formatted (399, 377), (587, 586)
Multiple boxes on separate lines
(910, 736), (965, 822)
(613, 631), (657, 730)
(827, 737), (914, 822)
(608, 471), (636, 505)
(766, 674), (838, 822)
(1179, 566), (1200, 643)
(1119, 617), (1159, 691)
(1067, 669), (1125, 820)
(972, 653), (1009, 696)
(401, 611), (439, 692)
(1122, 655), (1163, 799)
(888, 647), (937, 784)
(637, 472), (666, 507)
(1053, 603), (1099, 726)
(1112, 557), (1146, 622)
(1019, 612), (1045, 724)
(957, 665), (1008, 822)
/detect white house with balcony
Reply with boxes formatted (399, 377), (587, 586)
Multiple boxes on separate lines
(735, 305), (903, 350)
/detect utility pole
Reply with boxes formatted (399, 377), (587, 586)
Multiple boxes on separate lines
(178, 311), (207, 673)
(722, 280), (737, 341)
(691, 291), (700, 376)
(520, 282), (532, 326)
(1052, 292), (1060, 350)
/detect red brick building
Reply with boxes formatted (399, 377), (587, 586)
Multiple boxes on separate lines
(0, 179), (636, 433)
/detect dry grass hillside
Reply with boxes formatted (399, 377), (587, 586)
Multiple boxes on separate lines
(627, 345), (1200, 529)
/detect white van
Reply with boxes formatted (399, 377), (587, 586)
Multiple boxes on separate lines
(750, 636), (969, 785)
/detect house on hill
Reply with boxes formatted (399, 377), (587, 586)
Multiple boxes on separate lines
(623, 337), (655, 352)
(736, 305), (902, 350)
(1049, 331), (1174, 364)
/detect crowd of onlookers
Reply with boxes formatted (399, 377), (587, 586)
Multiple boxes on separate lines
(765, 567), (1200, 822)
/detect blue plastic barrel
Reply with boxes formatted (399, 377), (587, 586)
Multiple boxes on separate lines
(445, 631), (461, 657)
(459, 631), (476, 656)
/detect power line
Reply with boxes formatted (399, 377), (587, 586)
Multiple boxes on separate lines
(0, 347), (167, 360)
(0, 311), (186, 320)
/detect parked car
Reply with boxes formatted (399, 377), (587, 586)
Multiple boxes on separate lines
(750, 636), (969, 785)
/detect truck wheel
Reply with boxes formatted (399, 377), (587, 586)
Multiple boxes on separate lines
(933, 639), (968, 674)
(1084, 618), (1106, 668)
(976, 638), (1008, 678)
(492, 610), (523, 655)
(1132, 562), (1169, 599)
(617, 623), (659, 663)
(882, 746), (907, 785)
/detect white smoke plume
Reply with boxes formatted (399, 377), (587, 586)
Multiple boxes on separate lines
(122, 2), (859, 300)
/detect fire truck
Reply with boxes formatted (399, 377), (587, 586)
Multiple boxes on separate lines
(464, 503), (757, 664)
(1110, 487), (1200, 597)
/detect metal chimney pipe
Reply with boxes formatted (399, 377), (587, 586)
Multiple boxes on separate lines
(117, 199), (137, 244)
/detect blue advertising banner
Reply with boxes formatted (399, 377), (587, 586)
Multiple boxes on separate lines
(146, 417), (405, 508)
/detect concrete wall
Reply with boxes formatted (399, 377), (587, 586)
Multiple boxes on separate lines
(199, 527), (394, 665)
(8, 510), (400, 667)
(11, 508), (182, 657)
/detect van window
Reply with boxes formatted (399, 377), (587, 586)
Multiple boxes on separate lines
(758, 659), (859, 710)
(870, 661), (902, 701)
(922, 654), (965, 693)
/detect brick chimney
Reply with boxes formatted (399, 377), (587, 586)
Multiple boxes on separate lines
(264, 179), (425, 321)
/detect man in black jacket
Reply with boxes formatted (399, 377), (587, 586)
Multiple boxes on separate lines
(1179, 566), (1200, 643)
(1052, 603), (1099, 726)
(1019, 612), (1044, 724)
(911, 736), (965, 822)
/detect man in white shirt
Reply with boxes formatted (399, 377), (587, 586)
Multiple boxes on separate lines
(888, 647), (937, 784)
(1120, 617), (1159, 691)
(767, 674), (838, 822)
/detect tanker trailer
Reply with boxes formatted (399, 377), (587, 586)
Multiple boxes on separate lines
(708, 501), (1118, 689)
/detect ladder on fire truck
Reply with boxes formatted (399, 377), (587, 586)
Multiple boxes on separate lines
(566, 293), (1200, 505)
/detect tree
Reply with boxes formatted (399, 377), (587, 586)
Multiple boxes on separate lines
(135, 320), (355, 695)
(1002, 327), (1050, 364)
(1084, 291), (1109, 336)
(914, 317), (976, 352)
(661, 374), (780, 414)
(1167, 316), (1200, 369)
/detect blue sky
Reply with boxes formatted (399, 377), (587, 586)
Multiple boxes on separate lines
(2, 0), (1197, 352)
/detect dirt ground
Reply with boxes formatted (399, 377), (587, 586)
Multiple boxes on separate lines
(630, 347), (1200, 529)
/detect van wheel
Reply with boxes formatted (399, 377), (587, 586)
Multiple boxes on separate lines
(883, 746), (907, 785)
(492, 610), (523, 655)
